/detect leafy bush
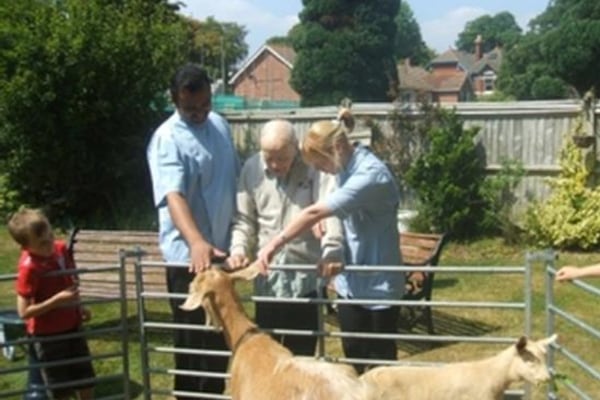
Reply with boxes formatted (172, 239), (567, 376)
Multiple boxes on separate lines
(479, 159), (525, 243)
(369, 100), (443, 207)
(524, 138), (600, 249)
(404, 108), (486, 239)
(0, 0), (189, 226)
(0, 173), (19, 218)
(372, 101), (504, 239)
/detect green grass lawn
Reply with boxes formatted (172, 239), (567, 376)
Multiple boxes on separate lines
(1, 230), (599, 399)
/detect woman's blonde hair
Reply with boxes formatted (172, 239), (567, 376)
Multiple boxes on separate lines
(301, 108), (354, 169)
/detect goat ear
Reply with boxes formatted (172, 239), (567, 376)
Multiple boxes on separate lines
(202, 293), (222, 329)
(516, 336), (528, 352)
(180, 290), (204, 311)
(179, 275), (203, 311)
(180, 293), (203, 311)
(229, 261), (261, 281)
(540, 333), (558, 347)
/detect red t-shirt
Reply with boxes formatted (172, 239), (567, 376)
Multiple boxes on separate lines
(15, 240), (82, 335)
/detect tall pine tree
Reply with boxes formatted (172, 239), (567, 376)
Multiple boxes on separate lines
(290, 0), (400, 106)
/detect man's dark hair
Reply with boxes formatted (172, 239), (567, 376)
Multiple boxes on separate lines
(170, 63), (212, 98)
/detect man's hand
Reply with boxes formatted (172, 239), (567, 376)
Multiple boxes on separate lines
(225, 254), (250, 271)
(318, 260), (344, 278)
(189, 240), (228, 273)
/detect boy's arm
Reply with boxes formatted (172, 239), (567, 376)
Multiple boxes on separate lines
(16, 286), (79, 319)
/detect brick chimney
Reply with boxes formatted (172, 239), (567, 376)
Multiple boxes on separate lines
(474, 34), (483, 60)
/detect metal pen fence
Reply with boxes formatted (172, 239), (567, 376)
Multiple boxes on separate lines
(132, 249), (537, 400)
(544, 250), (600, 400)
(7, 248), (593, 399)
(0, 254), (131, 400)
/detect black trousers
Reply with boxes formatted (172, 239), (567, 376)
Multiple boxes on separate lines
(254, 291), (319, 356)
(336, 301), (399, 374)
(167, 268), (229, 400)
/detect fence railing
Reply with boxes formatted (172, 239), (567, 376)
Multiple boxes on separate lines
(133, 250), (534, 399)
(544, 250), (600, 400)
(0, 252), (131, 400)
(223, 100), (600, 211)
(7, 247), (599, 399)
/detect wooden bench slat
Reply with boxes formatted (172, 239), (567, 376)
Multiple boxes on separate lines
(74, 254), (163, 264)
(399, 231), (446, 334)
(70, 228), (166, 299)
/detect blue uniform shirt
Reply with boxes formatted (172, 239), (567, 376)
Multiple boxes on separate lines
(325, 145), (403, 306)
(147, 111), (239, 262)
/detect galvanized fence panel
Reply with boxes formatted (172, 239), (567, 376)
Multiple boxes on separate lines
(0, 253), (131, 399)
(133, 250), (535, 400)
(14, 241), (597, 400)
(545, 252), (600, 400)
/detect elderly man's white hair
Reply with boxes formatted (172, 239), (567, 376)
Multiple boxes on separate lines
(260, 119), (297, 150)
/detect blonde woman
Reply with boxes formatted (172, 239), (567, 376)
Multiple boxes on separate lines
(256, 109), (403, 373)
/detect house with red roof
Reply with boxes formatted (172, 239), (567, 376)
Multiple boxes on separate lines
(228, 43), (300, 104)
(398, 35), (502, 104)
(231, 36), (502, 106)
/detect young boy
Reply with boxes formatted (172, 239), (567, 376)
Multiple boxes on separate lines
(8, 208), (95, 400)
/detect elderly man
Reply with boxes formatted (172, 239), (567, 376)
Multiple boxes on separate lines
(227, 119), (343, 356)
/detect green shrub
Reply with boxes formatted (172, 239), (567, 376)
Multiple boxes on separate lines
(0, 0), (189, 227)
(373, 101), (525, 240)
(524, 138), (600, 250)
(0, 173), (20, 221)
(480, 159), (525, 243)
(405, 108), (486, 239)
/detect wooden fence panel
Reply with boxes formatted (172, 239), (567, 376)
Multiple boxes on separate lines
(224, 101), (598, 211)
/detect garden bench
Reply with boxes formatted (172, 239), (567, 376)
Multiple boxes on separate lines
(400, 231), (447, 334)
(70, 228), (166, 299)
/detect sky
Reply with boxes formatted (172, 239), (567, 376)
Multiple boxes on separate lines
(181, 1), (551, 57)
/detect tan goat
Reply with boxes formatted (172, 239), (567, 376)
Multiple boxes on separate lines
(361, 334), (557, 400)
(180, 264), (380, 400)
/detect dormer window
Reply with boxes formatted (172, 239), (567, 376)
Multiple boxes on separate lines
(483, 70), (496, 93)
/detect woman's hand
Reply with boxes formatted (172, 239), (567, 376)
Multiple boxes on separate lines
(256, 242), (279, 275)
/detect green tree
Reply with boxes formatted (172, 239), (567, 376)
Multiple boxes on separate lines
(499, 0), (600, 99)
(404, 108), (487, 239)
(290, 0), (400, 106)
(456, 12), (522, 53)
(497, 33), (568, 100)
(0, 0), (189, 224)
(187, 16), (248, 91)
(394, 2), (434, 66)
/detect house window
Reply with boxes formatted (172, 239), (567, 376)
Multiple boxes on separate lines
(483, 71), (496, 93)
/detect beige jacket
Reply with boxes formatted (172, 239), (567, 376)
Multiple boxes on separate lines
(230, 153), (344, 297)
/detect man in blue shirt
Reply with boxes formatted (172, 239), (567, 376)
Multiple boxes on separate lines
(147, 63), (239, 398)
